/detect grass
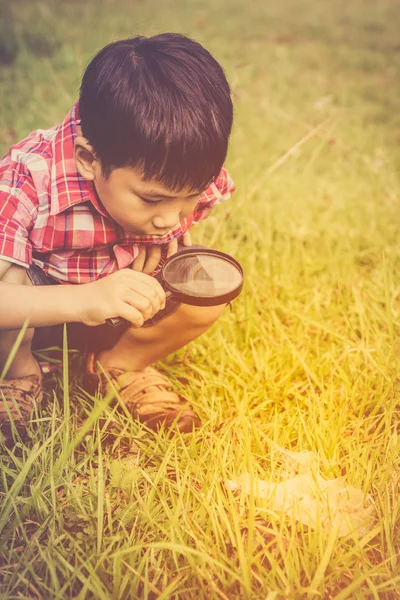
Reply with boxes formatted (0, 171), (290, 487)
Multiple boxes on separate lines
(1, 0), (400, 597)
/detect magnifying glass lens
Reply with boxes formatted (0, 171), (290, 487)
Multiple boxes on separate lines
(163, 251), (242, 298)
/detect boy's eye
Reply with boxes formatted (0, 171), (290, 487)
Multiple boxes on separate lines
(140, 196), (162, 205)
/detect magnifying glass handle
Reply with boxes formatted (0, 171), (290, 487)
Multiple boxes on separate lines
(106, 317), (126, 327)
(106, 290), (173, 327)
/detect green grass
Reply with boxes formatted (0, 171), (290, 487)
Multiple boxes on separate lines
(1, 0), (400, 597)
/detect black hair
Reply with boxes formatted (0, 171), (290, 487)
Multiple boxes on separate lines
(79, 33), (233, 192)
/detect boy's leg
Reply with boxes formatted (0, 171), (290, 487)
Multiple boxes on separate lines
(0, 265), (41, 379)
(0, 265), (42, 437)
(96, 302), (226, 372)
(88, 302), (226, 432)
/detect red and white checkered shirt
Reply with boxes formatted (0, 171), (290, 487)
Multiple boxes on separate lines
(0, 102), (235, 284)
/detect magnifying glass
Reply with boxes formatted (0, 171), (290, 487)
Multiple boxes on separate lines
(106, 248), (244, 327)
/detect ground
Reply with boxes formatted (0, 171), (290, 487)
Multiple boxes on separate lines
(0, 0), (399, 597)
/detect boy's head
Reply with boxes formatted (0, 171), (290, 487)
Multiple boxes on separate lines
(75, 33), (233, 235)
(77, 33), (233, 191)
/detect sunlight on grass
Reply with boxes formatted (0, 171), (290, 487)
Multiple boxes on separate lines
(1, 0), (400, 597)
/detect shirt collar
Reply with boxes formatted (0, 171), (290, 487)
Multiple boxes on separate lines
(49, 101), (108, 217)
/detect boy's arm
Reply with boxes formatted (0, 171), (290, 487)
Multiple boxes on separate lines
(0, 275), (86, 330)
(0, 258), (166, 330)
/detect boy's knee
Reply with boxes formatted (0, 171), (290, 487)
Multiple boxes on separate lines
(176, 302), (227, 329)
(0, 264), (30, 286)
(0, 265), (33, 340)
(122, 302), (226, 343)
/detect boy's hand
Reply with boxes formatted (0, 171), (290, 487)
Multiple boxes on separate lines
(131, 245), (162, 274)
(77, 269), (166, 327)
(181, 231), (192, 248)
(166, 231), (192, 258)
(131, 232), (192, 273)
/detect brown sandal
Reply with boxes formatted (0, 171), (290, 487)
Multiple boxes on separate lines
(86, 354), (201, 433)
(0, 375), (43, 439)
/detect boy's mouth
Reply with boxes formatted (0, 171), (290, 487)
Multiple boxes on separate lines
(147, 229), (172, 237)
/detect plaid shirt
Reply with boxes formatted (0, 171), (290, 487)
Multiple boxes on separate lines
(0, 102), (235, 284)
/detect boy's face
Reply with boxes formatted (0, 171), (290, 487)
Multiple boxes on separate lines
(93, 165), (202, 236)
(75, 136), (202, 236)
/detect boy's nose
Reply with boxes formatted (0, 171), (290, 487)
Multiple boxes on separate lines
(152, 210), (180, 231)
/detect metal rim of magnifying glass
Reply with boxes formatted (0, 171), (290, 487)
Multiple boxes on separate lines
(161, 248), (244, 307)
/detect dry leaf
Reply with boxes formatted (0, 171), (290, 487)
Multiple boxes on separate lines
(226, 447), (376, 538)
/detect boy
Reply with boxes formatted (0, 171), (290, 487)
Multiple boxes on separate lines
(0, 33), (235, 439)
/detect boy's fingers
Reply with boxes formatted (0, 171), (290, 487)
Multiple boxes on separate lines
(117, 304), (145, 328)
(123, 290), (160, 319)
(143, 245), (162, 275)
(131, 246), (146, 272)
(124, 270), (166, 308)
(133, 279), (165, 311)
(182, 231), (192, 247)
(167, 238), (178, 258)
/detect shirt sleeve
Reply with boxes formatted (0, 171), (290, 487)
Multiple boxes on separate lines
(0, 163), (36, 267)
(191, 167), (235, 224)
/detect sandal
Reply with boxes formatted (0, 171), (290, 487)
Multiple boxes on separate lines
(0, 375), (43, 440)
(86, 354), (201, 433)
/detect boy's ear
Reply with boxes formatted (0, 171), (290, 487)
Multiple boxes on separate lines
(74, 136), (99, 181)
